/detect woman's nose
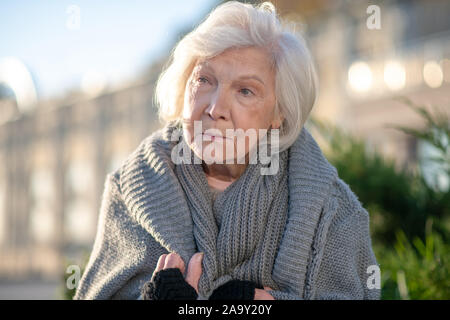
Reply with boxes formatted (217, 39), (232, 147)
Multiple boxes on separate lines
(205, 87), (229, 121)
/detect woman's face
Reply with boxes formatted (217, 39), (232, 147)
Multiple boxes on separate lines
(182, 46), (280, 164)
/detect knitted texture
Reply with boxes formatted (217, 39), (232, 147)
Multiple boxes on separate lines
(209, 280), (261, 300)
(73, 122), (381, 300)
(141, 268), (198, 300)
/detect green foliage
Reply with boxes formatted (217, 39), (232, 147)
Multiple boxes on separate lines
(375, 219), (450, 299)
(391, 97), (449, 179)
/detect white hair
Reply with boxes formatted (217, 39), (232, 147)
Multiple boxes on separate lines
(155, 1), (318, 152)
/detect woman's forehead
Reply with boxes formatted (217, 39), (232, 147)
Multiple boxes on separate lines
(204, 46), (271, 63)
(194, 47), (274, 76)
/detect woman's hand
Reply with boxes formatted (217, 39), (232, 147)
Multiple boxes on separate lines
(254, 287), (275, 300)
(153, 252), (203, 293)
(152, 253), (273, 300)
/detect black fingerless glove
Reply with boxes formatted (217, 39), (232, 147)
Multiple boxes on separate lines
(208, 279), (263, 300)
(141, 268), (198, 300)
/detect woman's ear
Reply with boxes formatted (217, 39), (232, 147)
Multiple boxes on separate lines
(271, 113), (284, 130)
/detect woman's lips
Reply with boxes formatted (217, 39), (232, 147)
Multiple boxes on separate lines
(202, 132), (232, 141)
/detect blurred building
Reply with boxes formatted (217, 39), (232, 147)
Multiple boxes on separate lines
(0, 0), (449, 287)
(0, 78), (161, 280)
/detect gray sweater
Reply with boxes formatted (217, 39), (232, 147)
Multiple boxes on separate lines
(74, 124), (380, 300)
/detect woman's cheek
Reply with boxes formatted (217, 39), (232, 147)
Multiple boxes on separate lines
(192, 93), (211, 118)
(183, 84), (200, 113)
(235, 97), (261, 114)
(183, 86), (195, 118)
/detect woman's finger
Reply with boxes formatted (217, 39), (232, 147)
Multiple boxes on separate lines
(154, 254), (167, 274)
(163, 252), (186, 274)
(185, 252), (204, 293)
(254, 288), (275, 300)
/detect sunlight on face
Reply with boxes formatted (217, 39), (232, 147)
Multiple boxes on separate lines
(182, 46), (279, 163)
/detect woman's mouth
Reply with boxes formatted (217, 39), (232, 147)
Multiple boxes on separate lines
(202, 132), (232, 141)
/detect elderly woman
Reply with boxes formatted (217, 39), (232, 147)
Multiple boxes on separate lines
(74, 1), (380, 300)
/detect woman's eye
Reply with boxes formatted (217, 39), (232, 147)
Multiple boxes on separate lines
(197, 77), (209, 84)
(240, 88), (254, 96)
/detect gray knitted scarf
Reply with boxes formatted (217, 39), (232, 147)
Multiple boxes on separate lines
(175, 132), (289, 297)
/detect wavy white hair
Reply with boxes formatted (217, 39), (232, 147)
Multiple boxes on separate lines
(155, 1), (318, 152)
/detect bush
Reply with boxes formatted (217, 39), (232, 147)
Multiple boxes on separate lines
(375, 218), (449, 299)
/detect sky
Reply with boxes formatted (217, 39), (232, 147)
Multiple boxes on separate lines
(0, 0), (215, 100)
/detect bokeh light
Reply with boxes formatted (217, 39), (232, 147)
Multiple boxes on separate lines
(348, 61), (373, 93)
(384, 61), (406, 91)
(423, 60), (444, 88)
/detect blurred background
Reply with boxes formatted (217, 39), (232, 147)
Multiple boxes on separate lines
(0, 0), (449, 299)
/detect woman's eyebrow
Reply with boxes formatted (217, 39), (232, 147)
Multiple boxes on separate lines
(197, 62), (265, 86)
(196, 62), (214, 72)
(237, 75), (266, 86)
